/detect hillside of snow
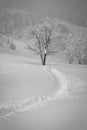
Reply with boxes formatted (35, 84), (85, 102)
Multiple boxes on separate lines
(0, 52), (87, 130)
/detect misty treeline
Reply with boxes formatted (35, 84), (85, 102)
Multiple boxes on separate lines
(0, 34), (16, 50)
(0, 10), (87, 65)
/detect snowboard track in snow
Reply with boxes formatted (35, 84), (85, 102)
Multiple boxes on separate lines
(0, 66), (84, 125)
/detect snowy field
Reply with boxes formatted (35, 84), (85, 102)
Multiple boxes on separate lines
(0, 52), (87, 130)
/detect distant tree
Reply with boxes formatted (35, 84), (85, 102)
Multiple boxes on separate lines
(56, 30), (76, 64)
(26, 17), (64, 65)
(7, 37), (16, 50)
(10, 42), (16, 50)
(76, 32), (87, 65)
(64, 32), (78, 64)
(60, 30), (87, 64)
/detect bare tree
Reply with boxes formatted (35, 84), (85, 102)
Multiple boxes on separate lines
(26, 17), (64, 65)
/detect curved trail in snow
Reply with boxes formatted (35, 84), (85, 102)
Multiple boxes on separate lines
(44, 66), (71, 98)
(0, 66), (71, 125)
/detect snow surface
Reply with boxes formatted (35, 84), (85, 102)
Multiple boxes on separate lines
(0, 52), (87, 130)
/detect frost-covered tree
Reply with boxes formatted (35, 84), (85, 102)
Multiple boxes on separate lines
(56, 30), (76, 64)
(60, 29), (87, 64)
(26, 17), (64, 65)
(75, 31), (87, 64)
(64, 32), (78, 64)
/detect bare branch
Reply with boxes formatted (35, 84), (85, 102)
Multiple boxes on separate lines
(26, 44), (38, 52)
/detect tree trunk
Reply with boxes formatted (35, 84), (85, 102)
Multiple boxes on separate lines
(40, 54), (44, 65)
(43, 54), (47, 65)
(78, 60), (81, 64)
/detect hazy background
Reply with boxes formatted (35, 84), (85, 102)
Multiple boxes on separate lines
(0, 0), (87, 27)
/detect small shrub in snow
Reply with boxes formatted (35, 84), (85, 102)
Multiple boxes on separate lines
(10, 42), (16, 50)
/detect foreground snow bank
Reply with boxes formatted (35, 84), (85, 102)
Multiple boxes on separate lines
(0, 53), (87, 128)
(0, 65), (75, 124)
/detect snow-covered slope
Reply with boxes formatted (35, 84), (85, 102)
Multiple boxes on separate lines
(0, 53), (87, 130)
